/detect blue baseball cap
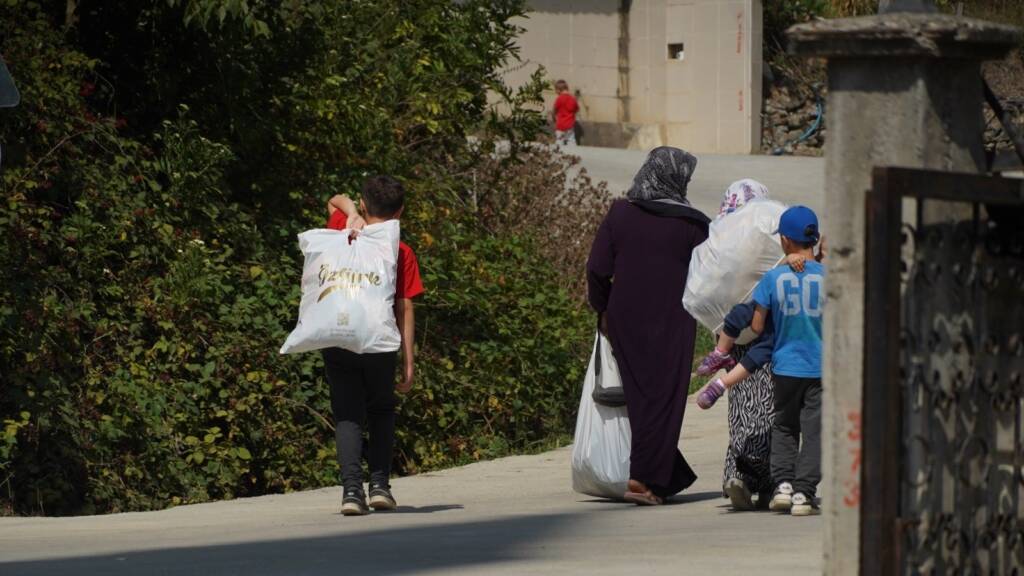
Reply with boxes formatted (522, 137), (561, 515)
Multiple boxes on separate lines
(775, 205), (820, 244)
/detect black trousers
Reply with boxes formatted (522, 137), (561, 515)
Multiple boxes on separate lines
(770, 373), (822, 498)
(322, 348), (398, 490)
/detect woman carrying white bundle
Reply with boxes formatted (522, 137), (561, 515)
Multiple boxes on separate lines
(691, 179), (826, 511)
(693, 179), (780, 511)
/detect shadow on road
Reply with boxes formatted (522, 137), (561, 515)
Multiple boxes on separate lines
(668, 490), (722, 505)
(389, 504), (464, 514)
(576, 490), (722, 506)
(0, 512), (579, 576)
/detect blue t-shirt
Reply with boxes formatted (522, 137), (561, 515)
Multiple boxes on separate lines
(752, 261), (825, 378)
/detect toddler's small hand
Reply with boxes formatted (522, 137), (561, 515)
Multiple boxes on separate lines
(785, 253), (807, 272)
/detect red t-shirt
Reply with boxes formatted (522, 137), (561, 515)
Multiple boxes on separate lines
(326, 211), (424, 300)
(553, 92), (579, 132)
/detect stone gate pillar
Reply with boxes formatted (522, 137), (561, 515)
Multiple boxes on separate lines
(786, 8), (1018, 575)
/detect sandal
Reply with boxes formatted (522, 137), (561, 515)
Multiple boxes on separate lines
(623, 490), (664, 506)
(624, 480), (663, 505)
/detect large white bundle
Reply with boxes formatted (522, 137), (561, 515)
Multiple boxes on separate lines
(571, 332), (631, 500)
(683, 199), (786, 344)
(280, 221), (401, 355)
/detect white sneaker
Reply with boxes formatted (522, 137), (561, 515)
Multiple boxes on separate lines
(769, 482), (794, 511)
(791, 493), (819, 516)
(723, 477), (755, 511)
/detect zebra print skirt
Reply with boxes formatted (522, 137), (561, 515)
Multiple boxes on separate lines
(722, 344), (775, 495)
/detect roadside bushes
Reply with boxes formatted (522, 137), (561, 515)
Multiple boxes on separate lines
(470, 145), (613, 297)
(1, 2), (600, 515)
(1, 14), (330, 512)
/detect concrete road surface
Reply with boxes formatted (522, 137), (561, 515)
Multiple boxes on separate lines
(0, 150), (826, 575)
(572, 146), (825, 217)
(0, 396), (821, 576)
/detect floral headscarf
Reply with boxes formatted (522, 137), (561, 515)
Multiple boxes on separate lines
(716, 179), (770, 220)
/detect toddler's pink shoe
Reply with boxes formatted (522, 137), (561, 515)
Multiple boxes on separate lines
(696, 378), (726, 409)
(696, 349), (736, 376)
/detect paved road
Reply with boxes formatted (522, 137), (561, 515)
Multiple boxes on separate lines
(0, 149), (826, 575)
(0, 395), (821, 576)
(572, 146), (825, 216)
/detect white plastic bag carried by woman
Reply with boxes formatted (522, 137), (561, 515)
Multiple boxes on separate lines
(571, 331), (631, 500)
(280, 221), (401, 355)
(682, 179), (785, 344)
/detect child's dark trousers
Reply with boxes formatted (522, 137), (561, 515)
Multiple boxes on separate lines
(322, 347), (398, 491)
(770, 373), (822, 498)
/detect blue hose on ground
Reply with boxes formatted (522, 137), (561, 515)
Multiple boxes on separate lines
(771, 91), (823, 156)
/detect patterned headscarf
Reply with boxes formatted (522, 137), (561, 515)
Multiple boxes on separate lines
(626, 147), (698, 207)
(716, 178), (770, 220)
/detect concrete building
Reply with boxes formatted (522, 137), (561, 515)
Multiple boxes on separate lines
(503, 0), (763, 154)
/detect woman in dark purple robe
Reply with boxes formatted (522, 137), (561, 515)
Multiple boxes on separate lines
(586, 147), (710, 505)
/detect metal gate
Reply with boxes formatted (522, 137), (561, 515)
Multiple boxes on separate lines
(861, 167), (1024, 575)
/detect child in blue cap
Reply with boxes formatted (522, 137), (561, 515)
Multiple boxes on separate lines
(695, 235), (825, 404)
(749, 205), (826, 516)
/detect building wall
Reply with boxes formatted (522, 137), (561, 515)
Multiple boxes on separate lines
(505, 1), (622, 125)
(504, 0), (762, 154)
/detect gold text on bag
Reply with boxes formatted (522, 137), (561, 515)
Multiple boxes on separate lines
(317, 264), (383, 302)
(318, 264), (382, 287)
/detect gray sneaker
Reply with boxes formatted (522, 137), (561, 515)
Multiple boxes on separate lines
(769, 482), (794, 512)
(723, 477), (755, 511)
(368, 484), (397, 511)
(341, 488), (369, 516)
(791, 492), (820, 516)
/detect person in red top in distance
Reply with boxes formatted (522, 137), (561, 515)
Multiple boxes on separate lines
(324, 175), (423, 516)
(551, 79), (579, 146)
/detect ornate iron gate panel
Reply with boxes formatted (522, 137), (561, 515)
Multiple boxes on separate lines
(862, 167), (1024, 576)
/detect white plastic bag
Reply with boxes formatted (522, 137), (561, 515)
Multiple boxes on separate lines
(571, 332), (631, 499)
(683, 200), (786, 344)
(280, 221), (401, 355)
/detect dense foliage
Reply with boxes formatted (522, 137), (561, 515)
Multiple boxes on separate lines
(1, 1), (605, 515)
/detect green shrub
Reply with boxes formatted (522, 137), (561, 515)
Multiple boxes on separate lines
(765, 0), (831, 53)
(0, 14), (331, 511)
(1, 1), (595, 515)
(829, 0), (878, 18)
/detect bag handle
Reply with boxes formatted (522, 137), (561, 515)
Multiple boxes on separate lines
(594, 315), (603, 383)
(591, 315), (627, 408)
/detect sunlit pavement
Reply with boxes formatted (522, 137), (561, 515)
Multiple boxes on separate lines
(571, 145), (825, 216)
(0, 151), (826, 575)
(0, 395), (821, 576)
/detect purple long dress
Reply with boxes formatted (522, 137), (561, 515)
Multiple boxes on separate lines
(587, 199), (708, 498)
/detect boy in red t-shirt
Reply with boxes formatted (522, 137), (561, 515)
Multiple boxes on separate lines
(323, 175), (424, 516)
(551, 79), (579, 146)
